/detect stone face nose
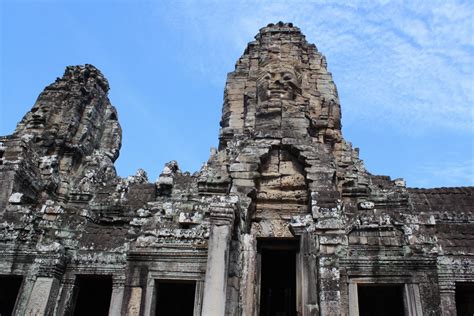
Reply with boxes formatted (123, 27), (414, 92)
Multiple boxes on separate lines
(273, 73), (281, 80)
(273, 76), (283, 86)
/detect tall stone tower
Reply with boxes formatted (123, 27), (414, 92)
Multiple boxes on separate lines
(0, 22), (472, 316)
(202, 22), (415, 316)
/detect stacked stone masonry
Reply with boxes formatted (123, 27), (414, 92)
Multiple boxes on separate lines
(0, 22), (472, 316)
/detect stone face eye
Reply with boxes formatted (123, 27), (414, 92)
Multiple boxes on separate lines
(283, 74), (293, 81)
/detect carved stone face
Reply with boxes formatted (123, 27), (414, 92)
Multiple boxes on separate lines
(27, 104), (50, 129)
(257, 65), (301, 102)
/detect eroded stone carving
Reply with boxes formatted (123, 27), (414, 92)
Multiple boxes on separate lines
(257, 62), (302, 102)
(0, 22), (472, 316)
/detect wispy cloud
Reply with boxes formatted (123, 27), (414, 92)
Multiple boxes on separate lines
(408, 158), (474, 188)
(2, 0), (471, 186)
(158, 0), (474, 134)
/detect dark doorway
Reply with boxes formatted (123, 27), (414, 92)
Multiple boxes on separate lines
(456, 283), (474, 316)
(358, 284), (405, 316)
(259, 239), (298, 316)
(155, 280), (196, 315)
(0, 275), (23, 316)
(73, 275), (112, 316)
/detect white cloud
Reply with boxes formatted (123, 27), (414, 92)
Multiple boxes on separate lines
(158, 0), (473, 134)
(408, 158), (474, 188)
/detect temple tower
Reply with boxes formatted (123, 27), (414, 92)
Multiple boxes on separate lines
(0, 22), (472, 316)
(201, 22), (441, 316)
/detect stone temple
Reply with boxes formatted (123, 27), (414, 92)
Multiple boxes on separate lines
(0, 22), (472, 316)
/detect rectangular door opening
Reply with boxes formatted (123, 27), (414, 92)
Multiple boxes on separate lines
(456, 282), (474, 316)
(0, 275), (23, 316)
(358, 284), (405, 316)
(73, 275), (112, 316)
(259, 239), (298, 316)
(155, 280), (196, 315)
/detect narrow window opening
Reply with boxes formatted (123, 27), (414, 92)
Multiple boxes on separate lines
(358, 284), (404, 316)
(456, 282), (474, 316)
(155, 280), (196, 315)
(259, 239), (298, 316)
(73, 275), (112, 316)
(0, 275), (22, 316)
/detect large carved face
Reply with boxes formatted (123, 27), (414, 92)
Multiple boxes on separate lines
(257, 64), (301, 102)
(27, 103), (50, 129)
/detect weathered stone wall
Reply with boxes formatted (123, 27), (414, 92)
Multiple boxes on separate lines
(0, 22), (472, 316)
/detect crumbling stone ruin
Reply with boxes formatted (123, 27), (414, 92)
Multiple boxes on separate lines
(0, 22), (472, 316)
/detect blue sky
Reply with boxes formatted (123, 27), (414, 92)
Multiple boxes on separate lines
(1, 0), (473, 188)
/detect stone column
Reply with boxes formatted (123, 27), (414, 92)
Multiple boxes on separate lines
(193, 281), (205, 316)
(439, 281), (457, 316)
(55, 277), (78, 315)
(143, 274), (156, 316)
(299, 232), (319, 316)
(25, 276), (61, 315)
(123, 264), (148, 316)
(13, 274), (36, 316)
(317, 243), (344, 315)
(312, 191), (346, 316)
(126, 287), (143, 316)
(22, 245), (65, 315)
(348, 282), (359, 316)
(290, 221), (320, 316)
(108, 276), (126, 316)
(201, 202), (235, 316)
(240, 234), (257, 316)
(404, 284), (423, 316)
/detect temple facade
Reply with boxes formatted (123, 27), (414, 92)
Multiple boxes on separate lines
(0, 22), (472, 316)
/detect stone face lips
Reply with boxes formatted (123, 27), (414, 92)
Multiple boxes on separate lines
(0, 22), (472, 316)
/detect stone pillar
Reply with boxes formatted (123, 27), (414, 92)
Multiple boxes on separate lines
(439, 281), (457, 316)
(404, 284), (423, 316)
(299, 232), (319, 316)
(108, 276), (126, 316)
(240, 234), (257, 316)
(25, 276), (61, 315)
(290, 221), (320, 316)
(143, 274), (155, 316)
(120, 261), (146, 316)
(348, 282), (359, 316)
(124, 264), (148, 316)
(13, 274), (36, 316)
(313, 195), (346, 316)
(194, 281), (205, 316)
(318, 250), (343, 315)
(55, 277), (78, 315)
(201, 203), (235, 316)
(126, 287), (143, 316)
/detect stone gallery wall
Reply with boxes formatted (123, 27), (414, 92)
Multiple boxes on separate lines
(0, 22), (472, 316)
